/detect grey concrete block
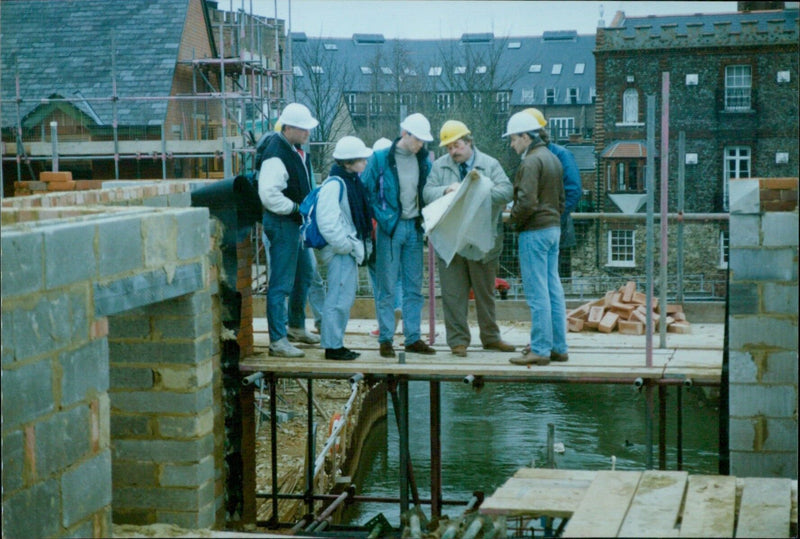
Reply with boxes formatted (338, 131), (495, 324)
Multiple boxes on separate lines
(153, 311), (212, 339)
(109, 314), (151, 339)
(11, 295), (73, 360)
(729, 350), (758, 383)
(763, 351), (798, 384)
(729, 214), (760, 247)
(2, 429), (25, 493)
(143, 195), (170, 207)
(69, 289), (90, 342)
(729, 383), (797, 417)
(36, 405), (91, 477)
(115, 481), (215, 512)
(1, 358), (54, 428)
(762, 282), (798, 315)
(2, 307), (15, 365)
(110, 366), (154, 390)
(160, 455), (214, 487)
(61, 450), (112, 528)
(112, 460), (158, 487)
(176, 209), (210, 262)
(762, 212), (799, 247)
(730, 450), (797, 479)
(168, 192), (192, 207)
(64, 519), (95, 539)
(110, 415), (151, 438)
(728, 179), (760, 214)
(98, 217), (143, 277)
(156, 500), (216, 529)
(728, 417), (756, 452)
(157, 408), (213, 438)
(110, 384), (213, 415)
(94, 262), (204, 317)
(729, 247), (797, 281)
(145, 290), (211, 317)
(43, 223), (97, 288)
(1, 479), (60, 539)
(60, 339), (109, 407)
(1, 231), (43, 298)
(729, 316), (798, 350)
(109, 336), (211, 366)
(728, 282), (759, 315)
(764, 417), (799, 452)
(113, 433), (214, 464)
(142, 213), (177, 268)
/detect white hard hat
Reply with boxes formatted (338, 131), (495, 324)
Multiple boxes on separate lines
(277, 103), (319, 130)
(502, 111), (542, 137)
(333, 136), (373, 160)
(399, 113), (433, 142)
(372, 137), (392, 151)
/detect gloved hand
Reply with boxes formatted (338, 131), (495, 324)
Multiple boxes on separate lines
(351, 238), (365, 265)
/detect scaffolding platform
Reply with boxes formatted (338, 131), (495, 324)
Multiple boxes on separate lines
(480, 468), (798, 537)
(244, 319), (724, 385)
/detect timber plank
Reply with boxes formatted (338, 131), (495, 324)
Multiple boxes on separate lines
(480, 484), (586, 518)
(562, 471), (642, 537)
(617, 470), (688, 538)
(735, 477), (792, 538)
(679, 474), (736, 537)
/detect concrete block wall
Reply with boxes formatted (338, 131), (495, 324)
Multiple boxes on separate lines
(727, 177), (798, 478)
(2, 181), (230, 535)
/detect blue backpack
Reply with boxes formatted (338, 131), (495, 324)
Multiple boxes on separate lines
(299, 176), (344, 249)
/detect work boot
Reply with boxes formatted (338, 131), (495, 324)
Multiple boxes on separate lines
(509, 349), (550, 366)
(269, 337), (304, 358)
(379, 341), (395, 358)
(451, 345), (468, 357)
(325, 347), (359, 361)
(288, 327), (320, 344)
(405, 340), (436, 355)
(483, 340), (515, 352)
(550, 351), (569, 362)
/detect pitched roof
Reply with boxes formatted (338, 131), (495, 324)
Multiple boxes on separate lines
(290, 31), (596, 108)
(1, 0), (194, 128)
(601, 141), (656, 159)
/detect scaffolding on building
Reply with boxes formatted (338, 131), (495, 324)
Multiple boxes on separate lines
(1, 3), (292, 187)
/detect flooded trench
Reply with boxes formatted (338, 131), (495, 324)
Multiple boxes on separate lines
(342, 381), (719, 527)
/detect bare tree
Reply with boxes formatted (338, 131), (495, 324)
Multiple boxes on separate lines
(291, 39), (356, 177)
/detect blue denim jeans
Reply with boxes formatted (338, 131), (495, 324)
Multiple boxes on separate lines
(518, 226), (568, 357)
(262, 212), (314, 342)
(375, 219), (423, 343)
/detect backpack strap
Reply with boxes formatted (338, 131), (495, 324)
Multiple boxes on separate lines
(324, 176), (345, 202)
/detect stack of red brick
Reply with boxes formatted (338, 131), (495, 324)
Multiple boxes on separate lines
(566, 281), (691, 335)
(13, 171), (105, 196)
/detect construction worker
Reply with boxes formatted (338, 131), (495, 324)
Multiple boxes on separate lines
(503, 111), (568, 366)
(523, 108), (582, 251)
(257, 103), (320, 357)
(362, 113), (437, 358)
(423, 120), (514, 357)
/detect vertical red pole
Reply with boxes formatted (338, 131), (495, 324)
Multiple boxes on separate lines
(428, 238), (436, 345)
(659, 72), (670, 348)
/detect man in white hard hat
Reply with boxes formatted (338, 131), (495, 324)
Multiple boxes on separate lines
(257, 103), (321, 357)
(362, 113), (437, 358)
(503, 111), (568, 366)
(423, 119), (514, 357)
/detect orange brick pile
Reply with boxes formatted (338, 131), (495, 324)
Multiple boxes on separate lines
(566, 281), (691, 335)
(14, 171), (106, 196)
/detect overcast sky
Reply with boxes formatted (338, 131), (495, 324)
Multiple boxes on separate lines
(243, 1), (740, 39)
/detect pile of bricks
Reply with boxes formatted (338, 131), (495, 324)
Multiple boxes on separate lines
(13, 171), (106, 196)
(566, 281), (691, 335)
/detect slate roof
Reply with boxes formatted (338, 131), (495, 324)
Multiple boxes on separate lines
(564, 144), (596, 171)
(615, 8), (799, 36)
(290, 31), (596, 108)
(1, 0), (194, 129)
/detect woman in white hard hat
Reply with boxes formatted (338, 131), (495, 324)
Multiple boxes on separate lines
(503, 111), (569, 366)
(315, 136), (374, 360)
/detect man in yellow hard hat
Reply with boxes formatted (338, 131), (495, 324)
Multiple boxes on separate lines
(423, 120), (515, 357)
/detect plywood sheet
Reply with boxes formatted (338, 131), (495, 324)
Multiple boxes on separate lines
(617, 470), (688, 538)
(563, 471), (642, 537)
(735, 477), (792, 538)
(679, 474), (736, 537)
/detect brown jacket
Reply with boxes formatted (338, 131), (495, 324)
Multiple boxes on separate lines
(510, 141), (564, 232)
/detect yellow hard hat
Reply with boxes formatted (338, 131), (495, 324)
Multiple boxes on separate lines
(438, 120), (471, 147)
(522, 108), (547, 128)
(273, 120), (283, 132)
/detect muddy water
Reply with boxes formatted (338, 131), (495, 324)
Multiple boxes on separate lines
(342, 381), (719, 526)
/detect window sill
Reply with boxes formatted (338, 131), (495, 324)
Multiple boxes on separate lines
(614, 122), (645, 127)
(720, 109), (755, 115)
(605, 262), (636, 268)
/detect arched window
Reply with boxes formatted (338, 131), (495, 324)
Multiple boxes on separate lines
(623, 88), (638, 124)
